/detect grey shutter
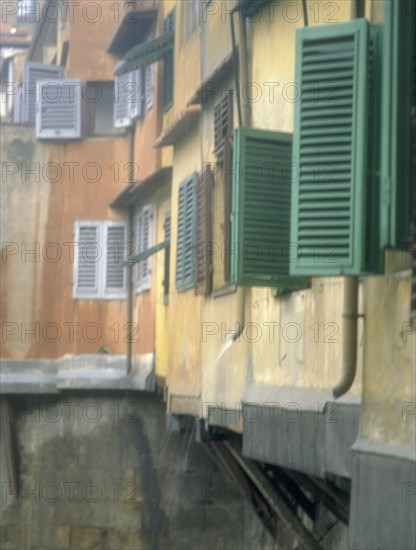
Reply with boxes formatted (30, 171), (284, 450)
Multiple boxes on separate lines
(22, 62), (63, 125)
(104, 223), (127, 297)
(36, 79), (81, 139)
(74, 223), (100, 299)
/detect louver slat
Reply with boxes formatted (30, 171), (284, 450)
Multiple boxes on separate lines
(105, 225), (126, 293)
(195, 166), (213, 295)
(291, 20), (369, 275)
(22, 62), (63, 125)
(231, 128), (308, 288)
(76, 225), (100, 297)
(36, 79), (81, 139)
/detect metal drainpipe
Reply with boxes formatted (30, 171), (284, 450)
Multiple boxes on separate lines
(232, 10), (251, 341)
(126, 124), (136, 374)
(331, 0), (361, 397)
(332, 277), (359, 398)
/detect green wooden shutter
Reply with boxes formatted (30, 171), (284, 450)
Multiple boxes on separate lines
(380, 1), (415, 250)
(231, 127), (308, 288)
(291, 19), (371, 276)
(176, 174), (196, 291)
(195, 166), (213, 295)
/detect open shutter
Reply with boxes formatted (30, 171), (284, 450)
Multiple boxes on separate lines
(36, 79), (81, 139)
(145, 63), (154, 110)
(134, 212), (143, 291)
(140, 205), (153, 291)
(129, 68), (143, 120)
(114, 61), (132, 128)
(13, 87), (22, 124)
(74, 222), (100, 299)
(291, 19), (370, 276)
(195, 166), (213, 295)
(104, 222), (127, 298)
(21, 62), (63, 125)
(231, 127), (307, 288)
(176, 174), (196, 291)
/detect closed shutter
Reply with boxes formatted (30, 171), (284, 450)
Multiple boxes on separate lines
(291, 19), (370, 276)
(176, 174), (196, 291)
(22, 62), (63, 125)
(195, 166), (213, 295)
(114, 61), (132, 128)
(104, 223), (127, 297)
(74, 222), (100, 299)
(231, 127), (307, 288)
(36, 79), (81, 139)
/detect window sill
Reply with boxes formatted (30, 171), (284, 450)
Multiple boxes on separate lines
(212, 284), (237, 299)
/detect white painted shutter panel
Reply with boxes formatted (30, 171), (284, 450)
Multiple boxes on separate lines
(104, 222), (127, 297)
(141, 205), (152, 290)
(74, 222), (100, 299)
(114, 61), (132, 128)
(129, 68), (143, 121)
(22, 62), (63, 125)
(145, 63), (154, 111)
(13, 87), (22, 124)
(36, 79), (81, 139)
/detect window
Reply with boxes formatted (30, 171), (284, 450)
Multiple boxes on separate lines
(183, 0), (200, 42)
(163, 8), (175, 111)
(176, 174), (197, 291)
(73, 221), (127, 300)
(86, 81), (116, 136)
(36, 79), (81, 139)
(134, 205), (153, 293)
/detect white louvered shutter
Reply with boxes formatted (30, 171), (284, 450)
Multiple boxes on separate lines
(104, 222), (127, 297)
(74, 222), (100, 299)
(141, 205), (152, 291)
(36, 79), (81, 139)
(13, 87), (22, 124)
(145, 63), (154, 111)
(114, 61), (132, 128)
(22, 62), (63, 125)
(129, 68), (143, 121)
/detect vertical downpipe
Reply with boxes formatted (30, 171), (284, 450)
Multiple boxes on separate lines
(126, 124), (136, 374)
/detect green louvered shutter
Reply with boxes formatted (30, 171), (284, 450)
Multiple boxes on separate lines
(291, 19), (371, 276)
(231, 127), (308, 288)
(176, 174), (196, 291)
